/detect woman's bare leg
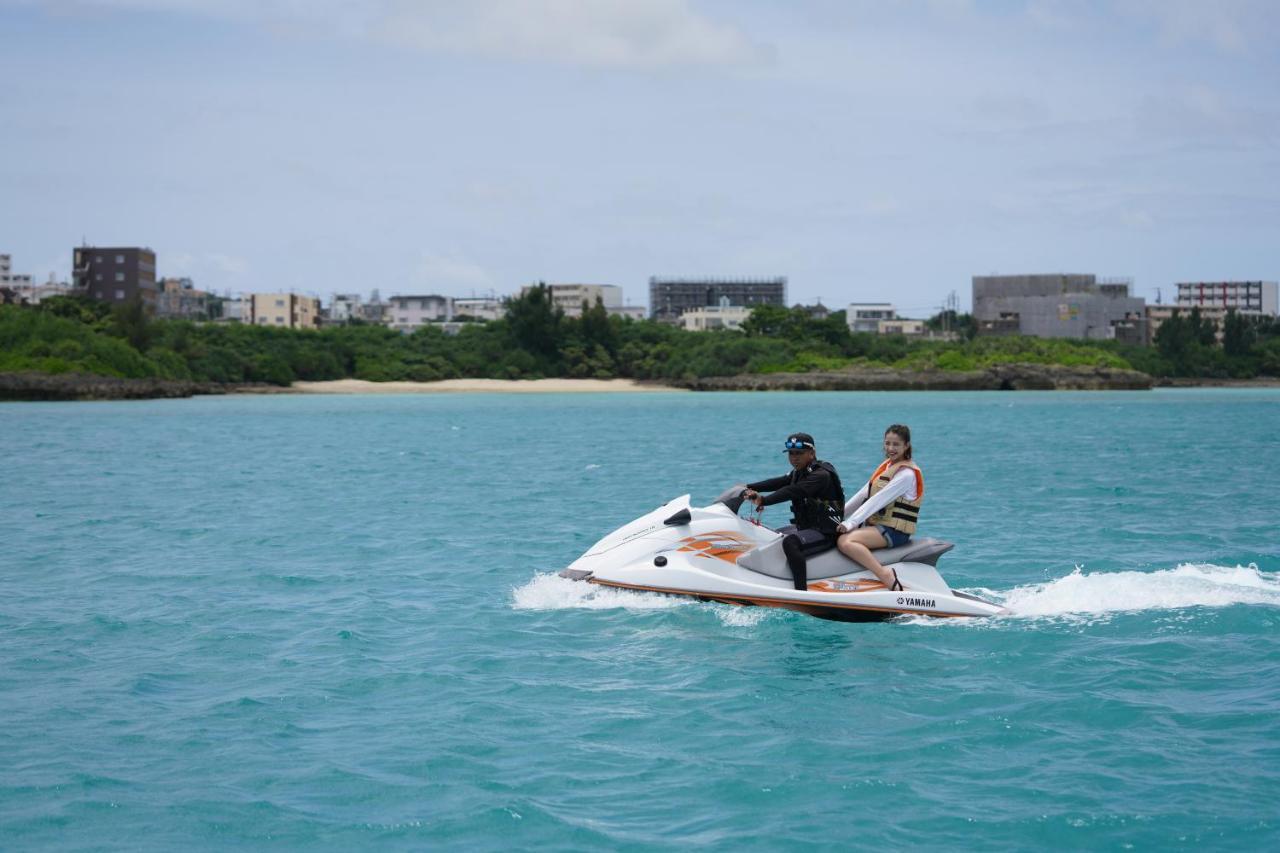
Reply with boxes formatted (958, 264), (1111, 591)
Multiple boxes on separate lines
(836, 527), (901, 589)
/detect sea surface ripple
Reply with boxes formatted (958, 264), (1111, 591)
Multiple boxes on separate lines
(2, 389), (1277, 850)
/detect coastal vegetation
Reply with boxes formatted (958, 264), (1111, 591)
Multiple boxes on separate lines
(1, 289), (1277, 390)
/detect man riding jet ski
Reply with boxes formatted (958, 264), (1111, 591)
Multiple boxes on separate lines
(558, 485), (1004, 622)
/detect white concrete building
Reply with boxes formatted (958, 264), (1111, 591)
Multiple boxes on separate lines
(609, 305), (646, 321)
(681, 305), (753, 332)
(1176, 281), (1277, 316)
(847, 303), (897, 334)
(453, 296), (505, 321)
(1, 254), (33, 290)
(329, 293), (364, 323)
(541, 283), (622, 317)
(877, 318), (926, 336)
(387, 294), (451, 332)
(217, 297), (247, 323)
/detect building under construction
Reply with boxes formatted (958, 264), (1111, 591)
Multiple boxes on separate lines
(648, 276), (787, 323)
(972, 273), (1146, 341)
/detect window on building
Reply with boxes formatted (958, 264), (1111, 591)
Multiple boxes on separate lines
(114, 290), (125, 300)
(276, 317), (285, 324)
(95, 274), (103, 281)
(275, 299), (285, 307)
(115, 272), (125, 282)
(115, 255), (124, 264)
(94, 256), (102, 263)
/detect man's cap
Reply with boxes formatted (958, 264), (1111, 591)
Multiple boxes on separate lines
(783, 432), (815, 451)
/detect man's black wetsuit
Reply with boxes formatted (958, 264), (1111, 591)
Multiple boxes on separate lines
(747, 461), (846, 590)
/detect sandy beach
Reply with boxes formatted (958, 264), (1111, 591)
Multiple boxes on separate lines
(288, 378), (682, 394)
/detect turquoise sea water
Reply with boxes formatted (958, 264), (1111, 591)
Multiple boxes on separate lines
(2, 389), (1278, 850)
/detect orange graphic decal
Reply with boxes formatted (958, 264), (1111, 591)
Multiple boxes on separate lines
(675, 531), (755, 564)
(808, 579), (887, 594)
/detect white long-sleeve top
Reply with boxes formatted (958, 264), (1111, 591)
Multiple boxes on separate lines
(839, 468), (919, 531)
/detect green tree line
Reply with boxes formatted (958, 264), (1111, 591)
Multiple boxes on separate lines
(1, 289), (1277, 385)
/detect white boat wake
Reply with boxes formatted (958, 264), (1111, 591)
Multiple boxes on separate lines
(514, 563), (1278, 626)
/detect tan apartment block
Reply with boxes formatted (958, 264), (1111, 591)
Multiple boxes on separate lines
(248, 293), (320, 329)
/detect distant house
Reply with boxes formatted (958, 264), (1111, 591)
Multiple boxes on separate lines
(846, 303), (897, 334)
(155, 277), (210, 320)
(387, 294), (451, 332)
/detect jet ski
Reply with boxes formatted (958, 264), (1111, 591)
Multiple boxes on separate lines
(559, 487), (1005, 621)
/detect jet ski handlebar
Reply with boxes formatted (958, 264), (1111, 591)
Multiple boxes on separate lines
(715, 484), (750, 515)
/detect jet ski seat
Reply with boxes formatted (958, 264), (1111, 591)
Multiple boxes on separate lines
(737, 536), (955, 582)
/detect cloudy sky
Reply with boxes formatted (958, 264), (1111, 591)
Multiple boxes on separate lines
(2, 0), (1277, 313)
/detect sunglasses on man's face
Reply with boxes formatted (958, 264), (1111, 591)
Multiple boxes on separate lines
(784, 440), (811, 450)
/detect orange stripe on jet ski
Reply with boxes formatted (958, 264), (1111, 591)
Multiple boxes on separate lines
(589, 578), (971, 618)
(808, 579), (887, 593)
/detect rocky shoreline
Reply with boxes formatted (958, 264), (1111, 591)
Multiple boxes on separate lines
(673, 363), (1155, 391)
(0, 371), (290, 401)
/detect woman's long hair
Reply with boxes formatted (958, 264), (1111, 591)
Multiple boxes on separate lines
(886, 424), (912, 460)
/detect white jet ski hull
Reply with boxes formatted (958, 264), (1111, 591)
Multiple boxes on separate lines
(561, 495), (1004, 622)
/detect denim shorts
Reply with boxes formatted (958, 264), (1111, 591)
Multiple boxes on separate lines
(875, 524), (912, 549)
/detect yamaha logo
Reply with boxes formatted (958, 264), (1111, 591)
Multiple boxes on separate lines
(897, 597), (904, 605)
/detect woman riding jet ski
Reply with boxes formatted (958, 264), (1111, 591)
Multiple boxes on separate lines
(558, 485), (1004, 622)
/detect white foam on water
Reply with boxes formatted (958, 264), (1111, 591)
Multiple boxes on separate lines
(512, 572), (689, 612)
(511, 573), (774, 626)
(989, 563), (1280, 619)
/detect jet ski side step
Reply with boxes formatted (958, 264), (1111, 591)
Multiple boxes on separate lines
(559, 568), (593, 581)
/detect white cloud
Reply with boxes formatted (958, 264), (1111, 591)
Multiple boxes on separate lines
(415, 251), (493, 292)
(1117, 0), (1276, 54)
(375, 0), (770, 69)
(26, 0), (769, 69)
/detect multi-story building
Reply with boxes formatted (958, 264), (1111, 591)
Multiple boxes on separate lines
(680, 304), (753, 332)
(846, 303), (897, 334)
(1145, 304), (1234, 345)
(2, 256), (75, 304)
(972, 274), (1146, 340)
(214, 297), (247, 323)
(453, 296), (505, 322)
(649, 276), (787, 323)
(155, 277), (210, 320)
(610, 305), (646, 321)
(328, 293), (364, 324)
(1, 253), (33, 290)
(247, 293), (320, 329)
(73, 246), (158, 308)
(387, 294), (451, 332)
(1175, 281), (1277, 316)
(543, 283), (622, 317)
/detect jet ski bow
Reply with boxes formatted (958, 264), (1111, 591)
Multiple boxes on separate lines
(559, 487), (1004, 621)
